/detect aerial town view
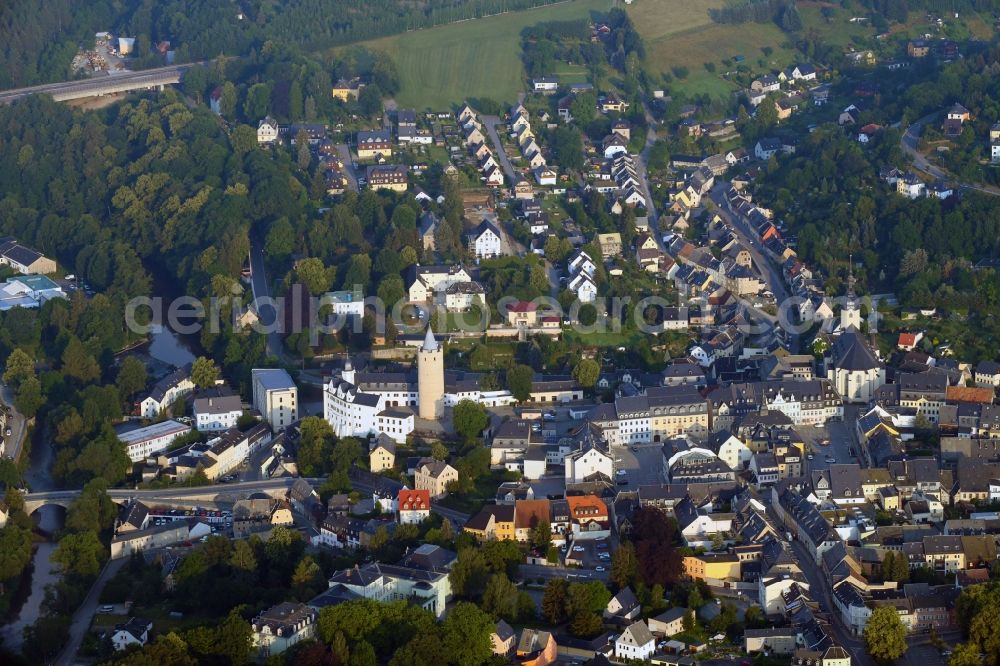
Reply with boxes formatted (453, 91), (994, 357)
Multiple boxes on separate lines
(2, 0), (1000, 664)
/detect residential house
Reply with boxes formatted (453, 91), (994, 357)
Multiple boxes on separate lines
(257, 117), (279, 144)
(605, 587), (641, 621)
(415, 459), (458, 498)
(366, 165), (408, 193)
(325, 562), (451, 617)
(468, 220), (503, 259)
(755, 138), (782, 160)
(397, 489), (431, 525)
(111, 618), (153, 652)
(356, 130), (393, 159)
(251, 603), (317, 658)
(491, 620), (516, 658)
(193, 391), (242, 432)
(369, 436), (396, 472)
(615, 621), (655, 661)
(648, 608), (691, 637)
(138, 365), (194, 418)
(517, 628), (557, 666)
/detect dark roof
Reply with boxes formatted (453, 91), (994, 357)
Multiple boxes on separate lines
(830, 330), (881, 371)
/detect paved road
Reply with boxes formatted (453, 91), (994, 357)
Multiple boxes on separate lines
(248, 234), (284, 360)
(520, 563), (610, 583)
(482, 115), (518, 182)
(26, 477), (303, 507)
(708, 179), (796, 350)
(335, 144), (360, 192)
(0, 381), (28, 462)
(709, 180), (789, 304)
(636, 103), (661, 228)
(54, 557), (128, 666)
(902, 112), (1000, 196)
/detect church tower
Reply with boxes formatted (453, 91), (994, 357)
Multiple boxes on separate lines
(417, 326), (444, 420)
(840, 255), (862, 332)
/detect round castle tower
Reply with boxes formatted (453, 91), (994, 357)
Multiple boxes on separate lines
(417, 327), (444, 420)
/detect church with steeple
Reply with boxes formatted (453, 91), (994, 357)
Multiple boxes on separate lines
(322, 327), (515, 442)
(826, 257), (885, 403)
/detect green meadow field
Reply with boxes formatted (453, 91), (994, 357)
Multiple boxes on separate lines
(353, 0), (612, 109)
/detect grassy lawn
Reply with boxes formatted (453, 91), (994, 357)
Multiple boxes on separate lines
(349, 0), (613, 109)
(552, 62), (590, 82)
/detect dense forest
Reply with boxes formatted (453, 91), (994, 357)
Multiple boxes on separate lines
(0, 0), (567, 89)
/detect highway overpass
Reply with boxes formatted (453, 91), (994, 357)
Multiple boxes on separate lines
(0, 63), (198, 105)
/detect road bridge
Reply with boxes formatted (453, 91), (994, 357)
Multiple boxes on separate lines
(0, 63), (199, 105)
(23, 477), (298, 515)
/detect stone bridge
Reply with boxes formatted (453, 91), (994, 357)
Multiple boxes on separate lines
(23, 478), (299, 515)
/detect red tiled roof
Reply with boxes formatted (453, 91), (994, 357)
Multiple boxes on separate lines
(398, 489), (431, 511)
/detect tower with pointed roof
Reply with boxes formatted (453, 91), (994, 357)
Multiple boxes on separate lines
(417, 326), (444, 419)
(840, 255), (862, 332)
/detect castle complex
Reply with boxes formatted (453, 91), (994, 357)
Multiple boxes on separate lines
(322, 328), (513, 442)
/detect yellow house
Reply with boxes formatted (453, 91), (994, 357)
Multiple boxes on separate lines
(332, 78), (362, 102)
(464, 504), (516, 541)
(683, 553), (740, 581)
(597, 232), (622, 257)
(369, 438), (395, 472)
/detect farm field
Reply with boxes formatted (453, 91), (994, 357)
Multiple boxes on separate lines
(627, 0), (795, 99)
(351, 0), (612, 109)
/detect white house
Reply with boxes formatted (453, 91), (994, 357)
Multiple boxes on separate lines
(715, 433), (752, 471)
(565, 443), (614, 484)
(535, 167), (557, 185)
(568, 272), (598, 303)
(468, 220), (504, 259)
(532, 77), (559, 93)
(251, 603), (317, 658)
(111, 618), (153, 652)
(257, 117), (279, 144)
(138, 365), (194, 418)
(755, 138), (782, 160)
(193, 392), (243, 432)
(568, 250), (597, 277)
(615, 621), (655, 661)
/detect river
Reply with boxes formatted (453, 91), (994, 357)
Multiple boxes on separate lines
(147, 327), (196, 367)
(1, 327), (196, 650)
(1, 405), (61, 651)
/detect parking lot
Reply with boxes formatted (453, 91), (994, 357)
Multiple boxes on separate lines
(565, 537), (612, 570)
(614, 443), (665, 488)
(794, 412), (862, 476)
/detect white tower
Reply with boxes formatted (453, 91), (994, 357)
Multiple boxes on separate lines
(840, 255), (862, 332)
(342, 357), (355, 385)
(417, 327), (444, 420)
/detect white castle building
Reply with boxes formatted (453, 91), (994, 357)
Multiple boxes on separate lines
(323, 328), (514, 442)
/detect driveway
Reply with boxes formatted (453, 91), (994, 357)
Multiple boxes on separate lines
(482, 115), (517, 182)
